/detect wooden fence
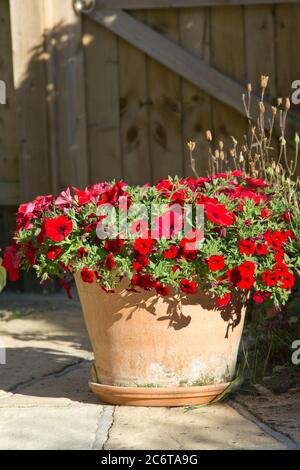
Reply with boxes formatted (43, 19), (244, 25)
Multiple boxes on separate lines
(1, 0), (300, 244)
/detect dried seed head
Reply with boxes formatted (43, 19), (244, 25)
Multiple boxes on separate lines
(271, 160), (276, 169)
(206, 130), (212, 142)
(230, 148), (236, 157)
(215, 150), (220, 159)
(259, 101), (265, 114)
(187, 140), (196, 151)
(277, 97), (283, 106)
(247, 83), (252, 93)
(239, 152), (244, 163)
(271, 106), (277, 116)
(285, 97), (291, 110)
(220, 151), (225, 161)
(275, 164), (280, 174)
(219, 140), (224, 150)
(260, 75), (269, 89)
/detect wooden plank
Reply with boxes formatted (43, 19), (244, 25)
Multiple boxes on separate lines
(88, 9), (300, 142)
(276, 3), (300, 176)
(96, 1), (300, 9)
(118, 11), (152, 185)
(0, 182), (20, 206)
(210, 6), (246, 148)
(179, 7), (212, 177)
(83, 15), (122, 182)
(43, 0), (89, 192)
(0, 0), (18, 185)
(245, 5), (276, 99)
(9, 0), (51, 202)
(146, 9), (183, 181)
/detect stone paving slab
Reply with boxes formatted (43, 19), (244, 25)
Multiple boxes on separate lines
(0, 406), (103, 450)
(106, 404), (286, 450)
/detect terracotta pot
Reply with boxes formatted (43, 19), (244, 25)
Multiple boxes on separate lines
(75, 274), (246, 406)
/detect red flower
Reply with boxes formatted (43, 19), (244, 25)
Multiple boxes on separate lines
(3, 245), (21, 281)
(77, 247), (88, 259)
(239, 239), (255, 256)
(134, 238), (156, 256)
(260, 208), (271, 219)
(256, 243), (268, 256)
(81, 267), (94, 283)
(205, 202), (235, 227)
(164, 245), (178, 259)
(25, 243), (37, 266)
(237, 274), (255, 290)
(217, 293), (231, 308)
(59, 279), (73, 299)
(180, 279), (197, 294)
(227, 267), (242, 286)
(105, 254), (115, 271)
(280, 272), (295, 289)
(154, 282), (169, 296)
(45, 216), (73, 242)
(104, 238), (124, 254)
(239, 261), (256, 275)
(253, 291), (270, 304)
(132, 274), (154, 290)
(47, 246), (63, 261)
(262, 270), (278, 287)
(208, 255), (225, 271)
(133, 254), (149, 272)
(274, 263), (289, 277)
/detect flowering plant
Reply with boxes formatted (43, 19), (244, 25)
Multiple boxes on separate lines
(3, 171), (299, 309)
(0, 256), (6, 293)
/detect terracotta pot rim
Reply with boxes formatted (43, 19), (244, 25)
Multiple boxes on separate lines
(89, 382), (230, 399)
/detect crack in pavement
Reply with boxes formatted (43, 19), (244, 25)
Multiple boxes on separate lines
(7, 358), (90, 394)
(92, 405), (115, 450)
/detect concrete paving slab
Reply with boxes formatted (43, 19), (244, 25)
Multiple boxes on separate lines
(106, 404), (286, 450)
(0, 405), (102, 450)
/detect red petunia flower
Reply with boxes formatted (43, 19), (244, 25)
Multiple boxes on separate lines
(134, 238), (156, 256)
(262, 270), (278, 287)
(77, 247), (88, 259)
(260, 208), (271, 219)
(205, 202), (235, 227)
(280, 272), (295, 289)
(47, 246), (63, 261)
(3, 244), (21, 281)
(208, 255), (225, 271)
(45, 216), (73, 242)
(253, 290), (270, 304)
(81, 267), (94, 283)
(104, 238), (124, 254)
(227, 267), (242, 286)
(239, 239), (255, 256)
(239, 261), (256, 275)
(217, 293), (231, 308)
(154, 282), (169, 296)
(59, 279), (73, 299)
(180, 279), (197, 294)
(274, 262), (289, 277)
(105, 254), (115, 271)
(164, 245), (179, 259)
(237, 274), (255, 290)
(131, 274), (154, 290)
(256, 243), (268, 256)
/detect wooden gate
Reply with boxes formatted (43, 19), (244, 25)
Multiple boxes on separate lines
(1, 0), (300, 218)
